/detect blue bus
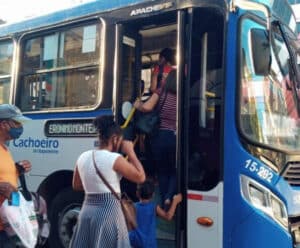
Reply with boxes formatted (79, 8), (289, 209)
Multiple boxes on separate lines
(0, 0), (300, 247)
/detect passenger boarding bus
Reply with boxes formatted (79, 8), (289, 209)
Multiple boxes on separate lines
(1, 0), (300, 247)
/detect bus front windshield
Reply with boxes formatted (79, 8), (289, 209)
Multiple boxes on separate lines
(240, 19), (300, 153)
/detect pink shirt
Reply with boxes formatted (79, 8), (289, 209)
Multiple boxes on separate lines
(153, 64), (173, 89)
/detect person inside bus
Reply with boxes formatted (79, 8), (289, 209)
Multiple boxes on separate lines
(0, 104), (32, 248)
(70, 115), (145, 248)
(129, 179), (182, 248)
(134, 69), (177, 210)
(150, 48), (175, 93)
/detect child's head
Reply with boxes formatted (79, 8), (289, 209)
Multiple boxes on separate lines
(136, 179), (155, 200)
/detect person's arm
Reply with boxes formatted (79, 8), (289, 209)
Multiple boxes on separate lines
(151, 73), (158, 93)
(113, 140), (145, 183)
(134, 93), (159, 112)
(150, 65), (160, 93)
(0, 182), (17, 200)
(16, 160), (32, 174)
(156, 193), (182, 221)
(72, 165), (84, 191)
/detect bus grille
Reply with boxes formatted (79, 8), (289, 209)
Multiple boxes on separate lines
(290, 216), (300, 245)
(282, 162), (300, 186)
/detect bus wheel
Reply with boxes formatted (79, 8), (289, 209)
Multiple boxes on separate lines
(48, 187), (84, 248)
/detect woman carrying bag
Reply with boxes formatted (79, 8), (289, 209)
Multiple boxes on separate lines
(70, 115), (145, 248)
(134, 69), (177, 210)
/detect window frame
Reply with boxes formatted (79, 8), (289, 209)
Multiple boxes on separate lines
(238, 15), (300, 154)
(0, 38), (15, 104)
(16, 19), (105, 113)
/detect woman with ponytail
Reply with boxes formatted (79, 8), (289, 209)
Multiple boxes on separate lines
(70, 115), (145, 248)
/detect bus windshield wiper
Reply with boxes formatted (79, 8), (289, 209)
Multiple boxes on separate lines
(274, 20), (300, 115)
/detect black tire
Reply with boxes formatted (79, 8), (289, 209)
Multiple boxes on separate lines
(48, 188), (84, 248)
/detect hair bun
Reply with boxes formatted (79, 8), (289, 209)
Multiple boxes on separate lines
(94, 115), (114, 132)
(93, 115), (122, 143)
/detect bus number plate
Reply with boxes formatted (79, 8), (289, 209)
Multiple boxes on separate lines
(244, 159), (274, 183)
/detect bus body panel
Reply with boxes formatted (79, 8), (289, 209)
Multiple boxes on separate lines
(8, 110), (111, 189)
(223, 140), (293, 247)
(187, 185), (223, 248)
(231, 211), (292, 247)
(276, 177), (300, 216)
(1, 0), (299, 247)
(222, 6), (294, 248)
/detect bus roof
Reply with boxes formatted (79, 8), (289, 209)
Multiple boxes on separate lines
(0, 0), (296, 37)
(0, 0), (148, 37)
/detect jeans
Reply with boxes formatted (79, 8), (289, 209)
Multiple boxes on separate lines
(150, 129), (177, 207)
(0, 231), (16, 248)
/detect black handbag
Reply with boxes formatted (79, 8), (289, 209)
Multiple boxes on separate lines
(135, 110), (160, 135)
(135, 89), (167, 135)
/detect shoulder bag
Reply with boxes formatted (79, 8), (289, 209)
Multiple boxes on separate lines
(92, 151), (137, 231)
(135, 88), (168, 135)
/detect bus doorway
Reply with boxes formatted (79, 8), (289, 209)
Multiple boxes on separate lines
(114, 11), (178, 247)
(115, 5), (224, 248)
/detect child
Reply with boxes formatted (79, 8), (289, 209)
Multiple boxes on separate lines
(129, 179), (182, 248)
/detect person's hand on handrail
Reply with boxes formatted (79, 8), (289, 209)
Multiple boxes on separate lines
(120, 100), (138, 129)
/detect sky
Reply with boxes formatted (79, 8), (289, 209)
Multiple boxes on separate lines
(0, 0), (94, 24)
(292, 4), (300, 20)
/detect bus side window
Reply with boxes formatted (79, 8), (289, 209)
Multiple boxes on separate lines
(18, 23), (101, 111)
(0, 40), (13, 104)
(68, 70), (98, 106)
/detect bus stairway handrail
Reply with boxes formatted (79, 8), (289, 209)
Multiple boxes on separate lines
(120, 100), (139, 160)
(121, 105), (136, 129)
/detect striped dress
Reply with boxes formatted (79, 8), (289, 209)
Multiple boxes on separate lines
(69, 150), (131, 248)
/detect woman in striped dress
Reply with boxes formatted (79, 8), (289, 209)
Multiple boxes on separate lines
(134, 69), (177, 210)
(70, 115), (145, 248)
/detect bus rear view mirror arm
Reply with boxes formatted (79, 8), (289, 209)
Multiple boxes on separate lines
(230, 0), (271, 30)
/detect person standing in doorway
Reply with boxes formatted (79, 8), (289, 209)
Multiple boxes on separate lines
(0, 104), (32, 248)
(134, 70), (177, 210)
(150, 48), (175, 93)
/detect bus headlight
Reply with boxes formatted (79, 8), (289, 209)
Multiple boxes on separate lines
(249, 184), (268, 208)
(271, 196), (288, 227)
(241, 175), (288, 230)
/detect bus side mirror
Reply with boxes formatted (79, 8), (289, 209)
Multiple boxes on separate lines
(251, 28), (271, 76)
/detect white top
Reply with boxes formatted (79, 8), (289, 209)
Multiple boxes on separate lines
(76, 149), (122, 194)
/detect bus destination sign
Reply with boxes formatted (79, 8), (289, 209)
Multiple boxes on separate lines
(45, 119), (97, 137)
